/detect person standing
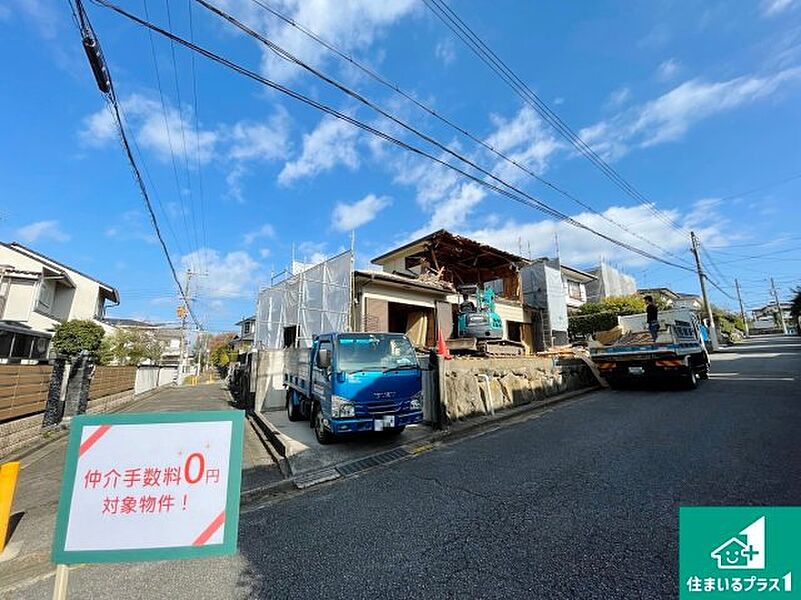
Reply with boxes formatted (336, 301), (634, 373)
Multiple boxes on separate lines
(644, 295), (659, 341)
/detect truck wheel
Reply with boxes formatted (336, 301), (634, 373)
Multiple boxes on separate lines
(313, 406), (333, 445)
(286, 390), (302, 422)
(685, 368), (698, 390)
(698, 365), (710, 380)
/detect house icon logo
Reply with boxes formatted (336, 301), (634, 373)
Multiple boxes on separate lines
(710, 516), (765, 570)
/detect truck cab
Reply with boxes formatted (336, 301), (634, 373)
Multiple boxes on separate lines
(285, 332), (424, 444)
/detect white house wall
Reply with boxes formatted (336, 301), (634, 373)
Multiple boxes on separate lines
(0, 245), (116, 335)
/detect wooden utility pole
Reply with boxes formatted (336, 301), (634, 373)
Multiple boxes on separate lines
(690, 231), (720, 351)
(734, 278), (750, 338)
(770, 276), (788, 335)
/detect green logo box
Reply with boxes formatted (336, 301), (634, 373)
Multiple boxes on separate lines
(680, 507), (801, 598)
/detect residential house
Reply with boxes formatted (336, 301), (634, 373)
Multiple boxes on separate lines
(560, 264), (596, 313)
(256, 230), (609, 353)
(0, 242), (119, 362)
(233, 315), (256, 353)
(368, 230), (537, 350)
(638, 288), (704, 311)
(637, 287), (681, 306)
(103, 317), (183, 365)
(751, 302), (796, 334)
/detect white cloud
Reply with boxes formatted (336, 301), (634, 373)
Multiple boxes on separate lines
(80, 94), (218, 164)
(227, 109), (291, 161)
(465, 199), (727, 268)
(553, 97), (565, 106)
(606, 87), (631, 109)
(16, 220), (70, 243)
(6, 0), (59, 39)
(297, 240), (328, 265)
(484, 105), (562, 185)
(657, 58), (681, 81)
(226, 165), (247, 204)
(389, 105), (561, 243)
(105, 211), (157, 244)
(761, 0), (797, 16)
(247, 0), (419, 83)
(278, 116), (360, 185)
(331, 194), (390, 231)
(435, 38), (457, 66)
(580, 67), (801, 160)
(243, 224), (275, 245)
(180, 249), (260, 298)
(80, 105), (117, 147)
(259, 248), (272, 258)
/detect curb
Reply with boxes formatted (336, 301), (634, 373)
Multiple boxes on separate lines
(238, 385), (601, 504)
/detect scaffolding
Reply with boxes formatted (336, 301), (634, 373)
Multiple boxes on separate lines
(254, 251), (353, 349)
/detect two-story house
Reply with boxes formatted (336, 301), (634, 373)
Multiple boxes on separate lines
(0, 242), (119, 361)
(103, 318), (183, 365)
(233, 315), (256, 353)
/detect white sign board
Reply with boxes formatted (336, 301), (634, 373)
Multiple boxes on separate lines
(53, 411), (244, 564)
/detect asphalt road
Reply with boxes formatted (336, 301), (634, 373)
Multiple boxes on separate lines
(12, 335), (801, 599)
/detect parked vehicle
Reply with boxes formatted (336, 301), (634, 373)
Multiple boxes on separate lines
(284, 332), (424, 444)
(589, 309), (710, 389)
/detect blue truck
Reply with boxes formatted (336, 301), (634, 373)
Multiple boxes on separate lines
(284, 332), (424, 444)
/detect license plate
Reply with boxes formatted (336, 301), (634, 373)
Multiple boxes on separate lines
(374, 416), (395, 431)
(628, 366), (645, 375)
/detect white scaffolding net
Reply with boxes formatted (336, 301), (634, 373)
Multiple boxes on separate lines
(254, 251), (352, 349)
(586, 263), (637, 302)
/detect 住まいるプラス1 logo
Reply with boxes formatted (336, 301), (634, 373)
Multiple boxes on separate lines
(680, 507), (799, 598)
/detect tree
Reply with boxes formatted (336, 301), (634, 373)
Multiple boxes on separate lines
(51, 320), (106, 359)
(711, 306), (745, 337)
(790, 287), (801, 335)
(570, 294), (669, 339)
(98, 329), (165, 366)
(208, 332), (238, 374)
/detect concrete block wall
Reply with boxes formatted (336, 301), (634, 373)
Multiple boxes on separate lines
(443, 356), (595, 422)
(0, 412), (51, 459)
(86, 390), (135, 415)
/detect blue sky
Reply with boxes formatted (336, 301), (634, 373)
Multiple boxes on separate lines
(1, 0), (800, 332)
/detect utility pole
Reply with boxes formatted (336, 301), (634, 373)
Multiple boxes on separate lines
(690, 231), (720, 351)
(734, 278), (750, 338)
(770, 276), (788, 335)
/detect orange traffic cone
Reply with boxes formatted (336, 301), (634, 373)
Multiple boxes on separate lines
(436, 327), (452, 360)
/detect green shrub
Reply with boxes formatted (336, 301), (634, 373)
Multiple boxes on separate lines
(52, 320), (106, 359)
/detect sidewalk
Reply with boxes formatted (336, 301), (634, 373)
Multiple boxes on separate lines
(265, 409), (432, 475)
(0, 384), (281, 594)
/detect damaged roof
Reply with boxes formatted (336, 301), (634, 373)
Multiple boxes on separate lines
(371, 229), (528, 285)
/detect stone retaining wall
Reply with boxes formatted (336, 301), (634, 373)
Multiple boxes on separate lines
(443, 356), (595, 422)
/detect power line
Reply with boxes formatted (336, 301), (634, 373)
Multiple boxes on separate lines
(244, 0), (691, 266)
(187, 0), (209, 264)
(718, 171), (801, 202)
(94, 0), (697, 273)
(163, 0), (203, 266)
(423, 0), (689, 236)
(72, 0), (201, 330)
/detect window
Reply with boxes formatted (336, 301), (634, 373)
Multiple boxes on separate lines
(36, 278), (56, 313)
(283, 325), (298, 348)
(567, 280), (583, 301)
(243, 322), (252, 335)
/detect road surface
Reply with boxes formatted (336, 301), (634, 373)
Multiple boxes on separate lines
(11, 335), (801, 599)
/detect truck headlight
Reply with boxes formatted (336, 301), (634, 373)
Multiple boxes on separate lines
(409, 391), (423, 410)
(331, 395), (355, 418)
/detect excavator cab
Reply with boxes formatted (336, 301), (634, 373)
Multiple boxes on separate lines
(456, 285), (503, 340)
